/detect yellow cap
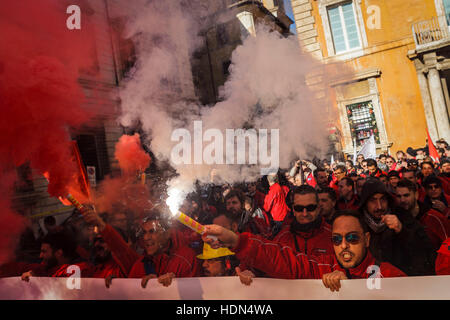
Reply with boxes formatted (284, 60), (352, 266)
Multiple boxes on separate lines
(196, 243), (235, 260)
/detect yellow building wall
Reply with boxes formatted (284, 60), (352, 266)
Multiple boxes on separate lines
(309, 0), (440, 153)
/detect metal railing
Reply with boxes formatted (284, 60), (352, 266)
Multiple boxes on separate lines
(412, 15), (450, 47)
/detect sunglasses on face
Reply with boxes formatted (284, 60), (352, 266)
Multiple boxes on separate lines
(293, 204), (318, 212)
(331, 232), (362, 246)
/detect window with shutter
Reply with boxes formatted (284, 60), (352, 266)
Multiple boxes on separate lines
(327, 1), (361, 54)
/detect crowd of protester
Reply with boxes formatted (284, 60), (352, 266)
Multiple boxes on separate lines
(1, 139), (450, 293)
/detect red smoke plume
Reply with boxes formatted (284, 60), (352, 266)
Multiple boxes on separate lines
(0, 0), (98, 263)
(114, 134), (151, 175)
(94, 134), (153, 219)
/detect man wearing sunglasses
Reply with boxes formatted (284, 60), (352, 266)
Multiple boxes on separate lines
(273, 186), (333, 256)
(422, 175), (449, 218)
(359, 178), (436, 276)
(202, 210), (406, 293)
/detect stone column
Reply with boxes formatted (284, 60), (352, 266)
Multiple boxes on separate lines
(417, 71), (439, 142)
(428, 68), (450, 142)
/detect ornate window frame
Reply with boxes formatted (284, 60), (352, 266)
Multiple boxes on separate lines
(332, 70), (390, 154)
(318, 0), (368, 60)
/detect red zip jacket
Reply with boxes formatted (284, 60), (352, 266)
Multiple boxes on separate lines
(263, 183), (290, 222)
(417, 203), (450, 250)
(436, 238), (450, 275)
(337, 194), (359, 211)
(273, 218), (333, 256)
(128, 242), (201, 278)
(233, 233), (406, 279)
(98, 224), (141, 277)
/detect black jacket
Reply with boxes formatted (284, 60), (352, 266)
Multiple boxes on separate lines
(363, 206), (436, 276)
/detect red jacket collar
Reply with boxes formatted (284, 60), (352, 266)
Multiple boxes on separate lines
(334, 251), (376, 279)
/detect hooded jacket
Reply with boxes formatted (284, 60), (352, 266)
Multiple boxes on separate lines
(359, 179), (436, 276)
(233, 233), (406, 279)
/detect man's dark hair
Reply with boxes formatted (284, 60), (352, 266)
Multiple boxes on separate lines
(313, 167), (327, 179)
(292, 185), (318, 203)
(345, 160), (354, 167)
(224, 189), (245, 206)
(339, 177), (354, 189)
(403, 169), (417, 175)
(379, 154), (387, 160)
(396, 179), (417, 192)
(317, 187), (337, 202)
(141, 208), (170, 230)
(388, 170), (400, 179)
(436, 139), (449, 147)
(366, 159), (378, 168)
(348, 172), (358, 178)
(361, 159), (368, 165)
(334, 165), (346, 173)
(422, 175), (442, 189)
(420, 161), (434, 169)
(378, 173), (387, 179)
(331, 210), (369, 233)
(41, 232), (77, 259)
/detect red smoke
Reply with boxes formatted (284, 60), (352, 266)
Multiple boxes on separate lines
(0, 0), (98, 263)
(114, 134), (151, 175)
(94, 134), (152, 219)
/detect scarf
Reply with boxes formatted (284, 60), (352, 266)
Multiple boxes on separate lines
(363, 210), (389, 233)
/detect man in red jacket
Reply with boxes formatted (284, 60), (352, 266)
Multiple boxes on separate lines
(263, 173), (289, 229)
(337, 177), (359, 210)
(273, 185), (333, 256)
(128, 211), (201, 288)
(203, 210), (406, 293)
(80, 209), (141, 283)
(396, 179), (449, 250)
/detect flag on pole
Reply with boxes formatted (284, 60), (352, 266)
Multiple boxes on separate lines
(353, 138), (357, 165)
(357, 135), (377, 160)
(427, 129), (440, 163)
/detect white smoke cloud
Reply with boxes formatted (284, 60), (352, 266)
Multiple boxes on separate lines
(118, 1), (338, 196)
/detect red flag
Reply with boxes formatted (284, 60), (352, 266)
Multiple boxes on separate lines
(43, 141), (91, 206)
(427, 129), (440, 163)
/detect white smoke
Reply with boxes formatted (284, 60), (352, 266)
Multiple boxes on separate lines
(117, 1), (337, 196)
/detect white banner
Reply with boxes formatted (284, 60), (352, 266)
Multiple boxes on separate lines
(0, 276), (449, 300)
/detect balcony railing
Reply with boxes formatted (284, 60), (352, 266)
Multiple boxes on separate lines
(412, 15), (450, 48)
